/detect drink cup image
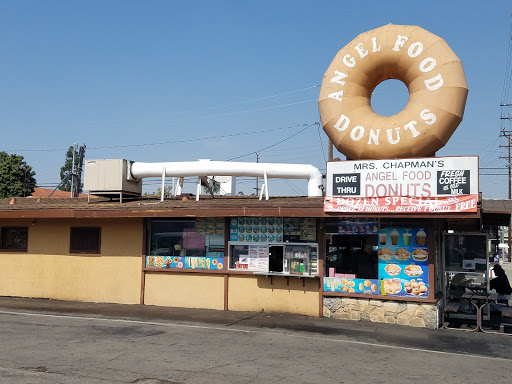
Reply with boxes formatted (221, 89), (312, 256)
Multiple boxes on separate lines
(403, 232), (412, 246)
(379, 233), (387, 245)
(391, 229), (399, 245)
(416, 228), (426, 246)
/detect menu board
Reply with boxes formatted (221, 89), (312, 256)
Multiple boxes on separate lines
(324, 277), (379, 294)
(146, 255), (224, 271)
(229, 217), (284, 242)
(284, 218), (317, 241)
(338, 220), (379, 235)
(377, 227), (429, 297)
(195, 217), (225, 235)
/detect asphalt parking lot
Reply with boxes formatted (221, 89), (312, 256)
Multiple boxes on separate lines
(0, 296), (511, 384)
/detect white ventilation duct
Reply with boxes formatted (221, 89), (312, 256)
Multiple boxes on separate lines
(130, 159), (323, 197)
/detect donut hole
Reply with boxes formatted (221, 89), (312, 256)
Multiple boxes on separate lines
(370, 79), (410, 117)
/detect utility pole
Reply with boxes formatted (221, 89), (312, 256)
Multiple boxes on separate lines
(254, 152), (260, 196)
(500, 110), (512, 261)
(500, 13), (512, 261)
(73, 144), (86, 197)
(70, 143), (77, 198)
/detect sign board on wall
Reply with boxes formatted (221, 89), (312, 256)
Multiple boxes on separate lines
(324, 156), (478, 213)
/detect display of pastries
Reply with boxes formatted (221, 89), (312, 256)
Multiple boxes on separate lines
(378, 248), (393, 261)
(404, 264), (423, 277)
(383, 279), (402, 295)
(384, 264), (401, 276)
(394, 248), (411, 261)
(412, 248), (428, 262)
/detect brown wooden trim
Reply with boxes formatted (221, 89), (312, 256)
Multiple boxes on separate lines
(142, 267), (227, 274)
(317, 218), (325, 317)
(141, 267), (321, 279)
(224, 217), (229, 275)
(0, 207), (481, 220)
(144, 269), (228, 277)
(140, 218), (147, 305)
(224, 217), (229, 311)
(140, 256), (146, 305)
(224, 274), (229, 311)
(427, 219), (435, 301)
(142, 218), (147, 256)
(0, 210), (77, 218)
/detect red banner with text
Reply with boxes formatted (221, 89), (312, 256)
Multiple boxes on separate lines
(324, 195), (478, 213)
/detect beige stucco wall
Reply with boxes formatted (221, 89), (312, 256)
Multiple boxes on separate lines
(0, 218), (143, 304)
(228, 275), (320, 316)
(144, 272), (225, 310)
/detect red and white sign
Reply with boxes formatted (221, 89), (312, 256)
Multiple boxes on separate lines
(325, 195), (478, 213)
(325, 157), (478, 213)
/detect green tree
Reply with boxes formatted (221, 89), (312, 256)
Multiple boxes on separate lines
(157, 185), (173, 198)
(59, 146), (79, 192)
(201, 177), (221, 195)
(0, 152), (36, 198)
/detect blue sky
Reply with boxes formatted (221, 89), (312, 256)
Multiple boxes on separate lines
(0, 1), (511, 197)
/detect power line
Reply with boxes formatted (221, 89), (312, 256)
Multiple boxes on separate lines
(316, 124), (327, 164)
(175, 85), (320, 115)
(189, 98), (318, 120)
(225, 122), (319, 161)
(5, 122), (316, 152)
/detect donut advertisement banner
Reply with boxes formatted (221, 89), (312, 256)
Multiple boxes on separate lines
(324, 156), (478, 213)
(145, 255), (224, 270)
(324, 277), (379, 294)
(318, 24), (468, 160)
(377, 227), (429, 297)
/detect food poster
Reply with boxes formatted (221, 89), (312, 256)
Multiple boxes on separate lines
(229, 217), (284, 243)
(338, 219), (379, 235)
(146, 255), (224, 270)
(184, 256), (224, 270)
(377, 227), (429, 297)
(147, 255), (185, 269)
(324, 277), (379, 294)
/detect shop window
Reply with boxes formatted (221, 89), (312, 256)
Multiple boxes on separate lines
(324, 218), (430, 297)
(325, 234), (379, 279)
(70, 227), (101, 253)
(1, 227), (28, 251)
(228, 242), (318, 275)
(146, 218), (225, 270)
(226, 217), (318, 275)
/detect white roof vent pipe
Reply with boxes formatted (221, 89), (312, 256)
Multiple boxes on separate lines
(130, 159), (323, 197)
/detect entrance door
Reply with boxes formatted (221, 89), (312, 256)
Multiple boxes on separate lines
(269, 245), (283, 272)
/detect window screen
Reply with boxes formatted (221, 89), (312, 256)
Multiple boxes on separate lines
(1, 227), (28, 251)
(70, 227), (101, 253)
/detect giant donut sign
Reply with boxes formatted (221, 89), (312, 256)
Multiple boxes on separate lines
(319, 24), (468, 160)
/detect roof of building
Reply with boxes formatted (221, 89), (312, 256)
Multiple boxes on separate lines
(31, 187), (88, 199)
(481, 199), (512, 214)
(0, 194), (486, 220)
